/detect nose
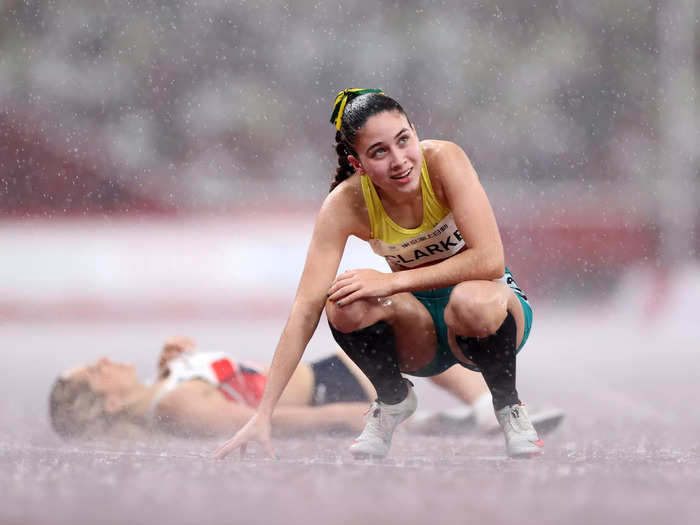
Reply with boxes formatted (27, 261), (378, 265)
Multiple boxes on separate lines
(388, 148), (403, 169)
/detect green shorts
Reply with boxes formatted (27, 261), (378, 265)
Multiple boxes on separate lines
(405, 269), (533, 377)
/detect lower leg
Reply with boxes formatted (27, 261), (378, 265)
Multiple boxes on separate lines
(455, 311), (519, 411)
(428, 365), (489, 405)
(328, 320), (408, 404)
(326, 293), (435, 405)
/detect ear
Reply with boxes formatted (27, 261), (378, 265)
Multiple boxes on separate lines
(347, 155), (363, 174)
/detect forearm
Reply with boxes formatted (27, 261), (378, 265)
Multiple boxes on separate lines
(270, 403), (366, 435)
(155, 394), (255, 438)
(392, 246), (504, 293)
(161, 403), (359, 438)
(256, 299), (324, 418)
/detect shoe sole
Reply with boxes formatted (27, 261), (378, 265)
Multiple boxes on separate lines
(349, 442), (389, 460)
(508, 439), (545, 458)
(509, 449), (544, 458)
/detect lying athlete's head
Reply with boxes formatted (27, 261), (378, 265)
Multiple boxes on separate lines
(329, 89), (419, 193)
(49, 358), (141, 439)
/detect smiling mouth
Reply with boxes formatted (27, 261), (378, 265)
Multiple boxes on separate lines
(390, 166), (413, 180)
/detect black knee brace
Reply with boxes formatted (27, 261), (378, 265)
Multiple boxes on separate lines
(328, 320), (408, 404)
(455, 311), (520, 411)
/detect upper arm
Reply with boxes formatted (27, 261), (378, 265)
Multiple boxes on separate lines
(427, 141), (504, 270)
(294, 185), (363, 306)
(154, 381), (254, 437)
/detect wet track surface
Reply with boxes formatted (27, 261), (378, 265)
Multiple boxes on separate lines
(2, 306), (699, 524)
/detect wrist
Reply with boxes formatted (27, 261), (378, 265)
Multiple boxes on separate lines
(391, 270), (411, 294)
(254, 405), (274, 421)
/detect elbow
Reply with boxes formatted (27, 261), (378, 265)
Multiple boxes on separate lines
(484, 250), (505, 280)
(289, 297), (325, 326)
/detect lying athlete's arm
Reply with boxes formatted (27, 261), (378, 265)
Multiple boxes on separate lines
(392, 141), (505, 292)
(157, 336), (197, 378)
(269, 402), (366, 435)
(155, 381), (366, 436)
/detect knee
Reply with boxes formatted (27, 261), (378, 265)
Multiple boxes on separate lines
(445, 288), (506, 338)
(326, 299), (371, 334)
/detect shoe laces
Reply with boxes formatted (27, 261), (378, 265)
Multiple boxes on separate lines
(357, 382), (415, 442)
(357, 401), (398, 442)
(501, 405), (535, 435)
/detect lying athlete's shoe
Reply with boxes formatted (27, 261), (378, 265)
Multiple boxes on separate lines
(496, 403), (544, 458)
(404, 407), (475, 435)
(405, 405), (564, 437)
(482, 405), (564, 436)
(350, 381), (417, 459)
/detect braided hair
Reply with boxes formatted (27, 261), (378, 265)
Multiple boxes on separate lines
(329, 89), (408, 192)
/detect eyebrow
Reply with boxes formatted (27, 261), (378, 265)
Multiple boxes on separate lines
(366, 128), (410, 154)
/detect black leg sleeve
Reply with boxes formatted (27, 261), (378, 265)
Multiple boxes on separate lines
(328, 320), (408, 404)
(455, 311), (520, 411)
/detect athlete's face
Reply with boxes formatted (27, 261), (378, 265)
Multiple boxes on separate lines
(350, 110), (422, 196)
(65, 358), (139, 410)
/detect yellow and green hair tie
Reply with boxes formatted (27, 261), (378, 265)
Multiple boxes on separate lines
(330, 88), (384, 130)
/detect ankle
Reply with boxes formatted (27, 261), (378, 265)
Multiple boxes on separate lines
(378, 378), (411, 405)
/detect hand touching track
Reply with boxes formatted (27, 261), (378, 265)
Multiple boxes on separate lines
(213, 414), (276, 460)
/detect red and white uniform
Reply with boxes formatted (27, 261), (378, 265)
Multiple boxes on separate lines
(148, 351), (266, 422)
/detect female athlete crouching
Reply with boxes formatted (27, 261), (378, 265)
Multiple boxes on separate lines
(215, 90), (544, 460)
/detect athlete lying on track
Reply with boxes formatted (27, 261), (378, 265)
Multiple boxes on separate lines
(49, 336), (562, 440)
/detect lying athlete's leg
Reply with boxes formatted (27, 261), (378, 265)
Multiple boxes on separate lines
(428, 364), (489, 405)
(420, 361), (563, 435)
(326, 292), (436, 404)
(444, 281), (525, 411)
(334, 350), (376, 400)
(424, 365), (495, 431)
(307, 354), (371, 406)
(275, 362), (315, 406)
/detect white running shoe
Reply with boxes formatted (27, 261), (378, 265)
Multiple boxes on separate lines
(496, 403), (544, 458)
(350, 382), (417, 459)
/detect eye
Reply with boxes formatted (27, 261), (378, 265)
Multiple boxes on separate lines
(371, 147), (386, 158)
(398, 135), (409, 144)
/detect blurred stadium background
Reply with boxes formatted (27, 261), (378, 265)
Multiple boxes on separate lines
(1, 0), (697, 321)
(1, 3), (699, 524)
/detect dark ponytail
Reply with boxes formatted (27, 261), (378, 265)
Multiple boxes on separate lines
(328, 89), (408, 193)
(331, 130), (356, 192)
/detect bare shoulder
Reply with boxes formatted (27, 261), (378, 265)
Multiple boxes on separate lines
(420, 140), (478, 203)
(318, 173), (371, 240)
(421, 139), (473, 173)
